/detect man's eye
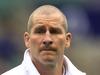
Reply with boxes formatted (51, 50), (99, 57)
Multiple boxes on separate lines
(34, 27), (46, 34)
(50, 28), (62, 34)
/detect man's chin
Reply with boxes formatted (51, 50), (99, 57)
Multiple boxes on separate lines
(40, 56), (57, 66)
(41, 60), (56, 68)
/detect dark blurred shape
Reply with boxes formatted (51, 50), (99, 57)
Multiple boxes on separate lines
(0, 35), (18, 61)
(87, 10), (100, 36)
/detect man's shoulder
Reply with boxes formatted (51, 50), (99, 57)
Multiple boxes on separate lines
(1, 64), (26, 75)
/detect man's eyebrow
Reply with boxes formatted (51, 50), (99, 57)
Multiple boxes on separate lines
(33, 25), (46, 33)
(50, 27), (61, 30)
(50, 27), (63, 34)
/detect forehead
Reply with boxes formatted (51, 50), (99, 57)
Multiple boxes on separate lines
(31, 12), (65, 27)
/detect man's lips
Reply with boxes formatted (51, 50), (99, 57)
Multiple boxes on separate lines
(39, 47), (57, 52)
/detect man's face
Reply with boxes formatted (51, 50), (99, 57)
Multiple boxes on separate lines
(24, 12), (71, 66)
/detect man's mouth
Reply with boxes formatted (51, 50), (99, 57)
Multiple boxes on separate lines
(39, 47), (57, 52)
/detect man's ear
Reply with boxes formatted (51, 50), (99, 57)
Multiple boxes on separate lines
(65, 32), (72, 48)
(24, 32), (30, 48)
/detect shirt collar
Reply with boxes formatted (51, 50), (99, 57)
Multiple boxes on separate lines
(22, 49), (40, 75)
(63, 55), (86, 75)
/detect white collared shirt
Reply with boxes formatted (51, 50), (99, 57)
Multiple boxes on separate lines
(2, 49), (86, 75)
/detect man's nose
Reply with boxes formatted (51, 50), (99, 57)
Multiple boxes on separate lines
(43, 31), (53, 47)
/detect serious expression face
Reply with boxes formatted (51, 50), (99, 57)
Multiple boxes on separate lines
(24, 12), (70, 66)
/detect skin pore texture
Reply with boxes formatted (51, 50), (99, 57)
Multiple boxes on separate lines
(24, 5), (72, 75)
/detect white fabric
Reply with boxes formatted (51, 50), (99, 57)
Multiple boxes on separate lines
(2, 49), (86, 75)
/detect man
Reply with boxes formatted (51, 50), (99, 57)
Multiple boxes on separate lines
(2, 5), (86, 75)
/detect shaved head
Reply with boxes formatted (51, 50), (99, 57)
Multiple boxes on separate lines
(27, 5), (68, 33)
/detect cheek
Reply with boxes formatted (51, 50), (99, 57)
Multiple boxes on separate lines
(29, 35), (42, 57)
(30, 35), (41, 48)
(54, 36), (66, 56)
(55, 35), (66, 47)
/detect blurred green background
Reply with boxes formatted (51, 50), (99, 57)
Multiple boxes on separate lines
(0, 0), (100, 75)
